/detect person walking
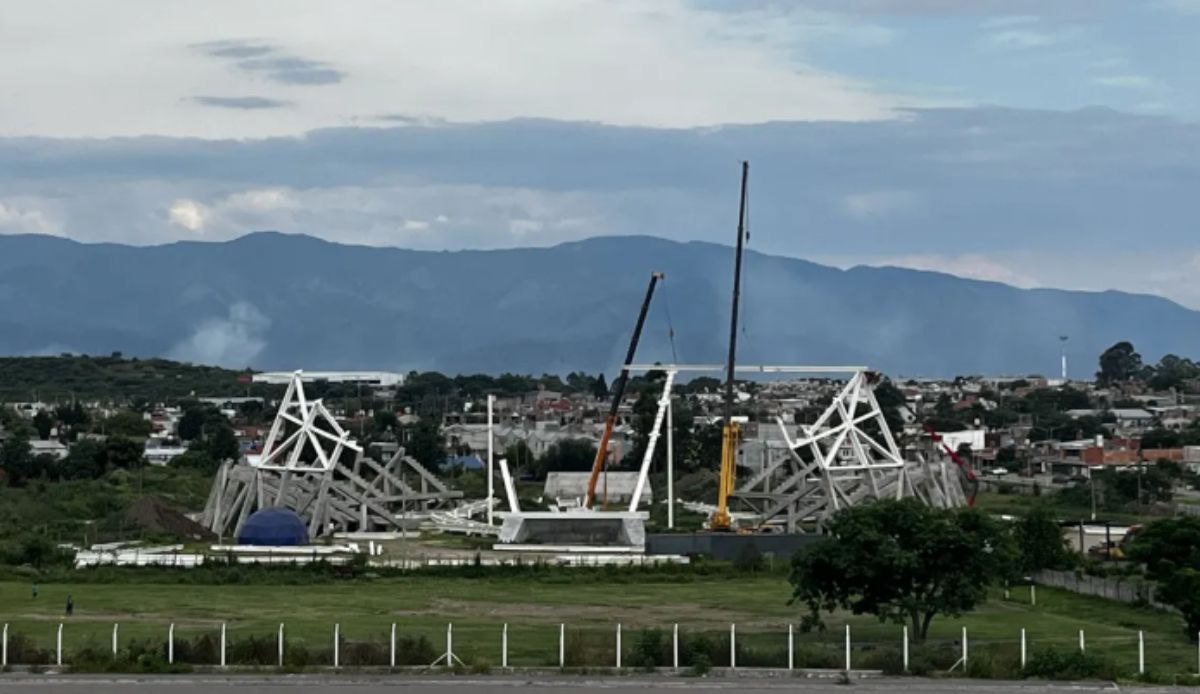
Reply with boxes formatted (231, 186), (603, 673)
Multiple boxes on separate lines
(65, 595), (74, 617)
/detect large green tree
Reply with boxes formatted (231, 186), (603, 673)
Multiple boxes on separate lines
(1127, 517), (1200, 637)
(1097, 341), (1143, 385)
(1013, 506), (1073, 573)
(790, 499), (1014, 641)
(403, 419), (446, 469)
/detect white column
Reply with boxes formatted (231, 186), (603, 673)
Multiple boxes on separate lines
(446, 623), (453, 665)
(278, 623), (285, 667)
(616, 623), (622, 669)
(559, 624), (565, 668)
(333, 623), (340, 668)
(1079, 629), (1085, 653)
(502, 624), (508, 669)
(2, 623), (7, 668)
(1020, 628), (1027, 670)
(673, 624), (679, 670)
(168, 623), (175, 664)
(487, 394), (495, 526)
(390, 623), (397, 668)
(221, 623), (227, 668)
(1138, 630), (1145, 675)
(667, 395), (674, 529)
(844, 624), (851, 673)
(57, 623), (63, 667)
(730, 623), (736, 669)
(112, 623), (119, 657)
(1031, 584), (1036, 606)
(788, 624), (795, 671)
(902, 626), (908, 673)
(961, 626), (968, 669)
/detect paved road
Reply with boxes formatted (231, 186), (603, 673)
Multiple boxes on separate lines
(0, 676), (1183, 693)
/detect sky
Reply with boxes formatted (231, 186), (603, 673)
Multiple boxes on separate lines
(3, 1), (1200, 305)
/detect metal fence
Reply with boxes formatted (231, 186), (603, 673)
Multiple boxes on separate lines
(1033, 569), (1168, 609)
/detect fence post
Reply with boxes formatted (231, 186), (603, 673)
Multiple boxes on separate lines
(1031, 583), (1036, 606)
(559, 623), (565, 668)
(2, 623), (7, 668)
(390, 623), (396, 668)
(1079, 629), (1085, 653)
(57, 622), (63, 667)
(902, 625), (908, 673)
(112, 623), (119, 657)
(673, 624), (679, 670)
(730, 623), (736, 670)
(789, 624), (795, 671)
(844, 624), (851, 673)
(502, 624), (508, 669)
(616, 623), (622, 669)
(1138, 630), (1145, 675)
(962, 626), (968, 670)
(446, 623), (453, 665)
(220, 623), (226, 668)
(333, 623), (340, 669)
(1020, 628), (1027, 670)
(278, 623), (285, 667)
(168, 623), (175, 664)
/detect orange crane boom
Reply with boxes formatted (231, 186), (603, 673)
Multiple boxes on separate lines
(584, 271), (664, 509)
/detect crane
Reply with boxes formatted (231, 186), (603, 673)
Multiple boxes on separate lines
(710, 161), (749, 531)
(584, 271), (664, 509)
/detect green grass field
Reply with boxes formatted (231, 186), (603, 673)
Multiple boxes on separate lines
(1, 575), (1196, 674)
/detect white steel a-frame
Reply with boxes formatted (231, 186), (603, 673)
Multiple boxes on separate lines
(253, 370), (361, 472)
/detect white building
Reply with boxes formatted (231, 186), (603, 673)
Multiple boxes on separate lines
(252, 371), (405, 387)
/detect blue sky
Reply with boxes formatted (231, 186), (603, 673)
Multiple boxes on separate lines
(2, 1), (1200, 307)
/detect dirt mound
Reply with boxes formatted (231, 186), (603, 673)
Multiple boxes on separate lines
(124, 496), (215, 541)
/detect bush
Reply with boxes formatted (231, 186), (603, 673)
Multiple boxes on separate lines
(1023, 648), (1124, 681)
(632, 628), (667, 670)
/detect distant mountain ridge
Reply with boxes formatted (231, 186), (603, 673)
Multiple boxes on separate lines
(0, 231), (1195, 377)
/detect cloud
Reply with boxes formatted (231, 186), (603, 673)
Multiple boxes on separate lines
(195, 40), (345, 86)
(1155, 0), (1200, 13)
(981, 15), (1040, 28)
(842, 190), (921, 221)
(0, 1), (904, 138)
(193, 39), (274, 59)
(1092, 74), (1155, 89)
(865, 253), (1039, 287)
(0, 200), (60, 235)
(167, 301), (269, 367)
(984, 28), (1078, 50)
(191, 96), (291, 110)
(168, 199), (207, 231)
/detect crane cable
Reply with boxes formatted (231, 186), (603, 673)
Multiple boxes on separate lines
(660, 276), (679, 364)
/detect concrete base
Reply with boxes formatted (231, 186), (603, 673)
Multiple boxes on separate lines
(496, 510), (648, 549)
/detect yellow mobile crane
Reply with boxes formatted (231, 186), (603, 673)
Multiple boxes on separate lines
(710, 161), (749, 531)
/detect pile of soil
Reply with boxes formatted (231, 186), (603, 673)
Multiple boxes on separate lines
(124, 496), (215, 542)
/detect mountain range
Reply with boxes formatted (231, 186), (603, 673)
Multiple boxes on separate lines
(0, 232), (1195, 378)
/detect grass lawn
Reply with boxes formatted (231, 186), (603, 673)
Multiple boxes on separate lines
(0, 575), (1196, 673)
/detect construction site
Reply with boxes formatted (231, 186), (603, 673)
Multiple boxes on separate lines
(184, 162), (973, 568)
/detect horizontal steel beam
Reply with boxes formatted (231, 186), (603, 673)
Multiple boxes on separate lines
(624, 364), (868, 374)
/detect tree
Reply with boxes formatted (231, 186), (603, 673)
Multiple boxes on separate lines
(32, 410), (53, 440)
(539, 439), (597, 476)
(1140, 428), (1181, 450)
(1158, 569), (1200, 638)
(204, 423), (240, 463)
(591, 374), (609, 400)
(404, 419), (445, 469)
(61, 438), (103, 480)
(177, 407), (206, 441)
(171, 448), (220, 475)
(103, 436), (145, 471)
(1013, 506), (1073, 573)
(101, 411), (152, 438)
(1126, 516), (1200, 582)
(503, 440), (535, 476)
(1097, 341), (1143, 385)
(790, 499), (1014, 642)
(0, 434), (36, 487)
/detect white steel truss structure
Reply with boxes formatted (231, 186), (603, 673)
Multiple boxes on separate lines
(202, 371), (461, 539)
(733, 370), (968, 531)
(253, 371), (357, 473)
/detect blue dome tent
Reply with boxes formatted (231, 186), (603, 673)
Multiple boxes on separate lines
(237, 507), (309, 546)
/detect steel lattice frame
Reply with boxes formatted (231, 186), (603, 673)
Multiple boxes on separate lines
(202, 371), (460, 539)
(733, 370), (968, 531)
